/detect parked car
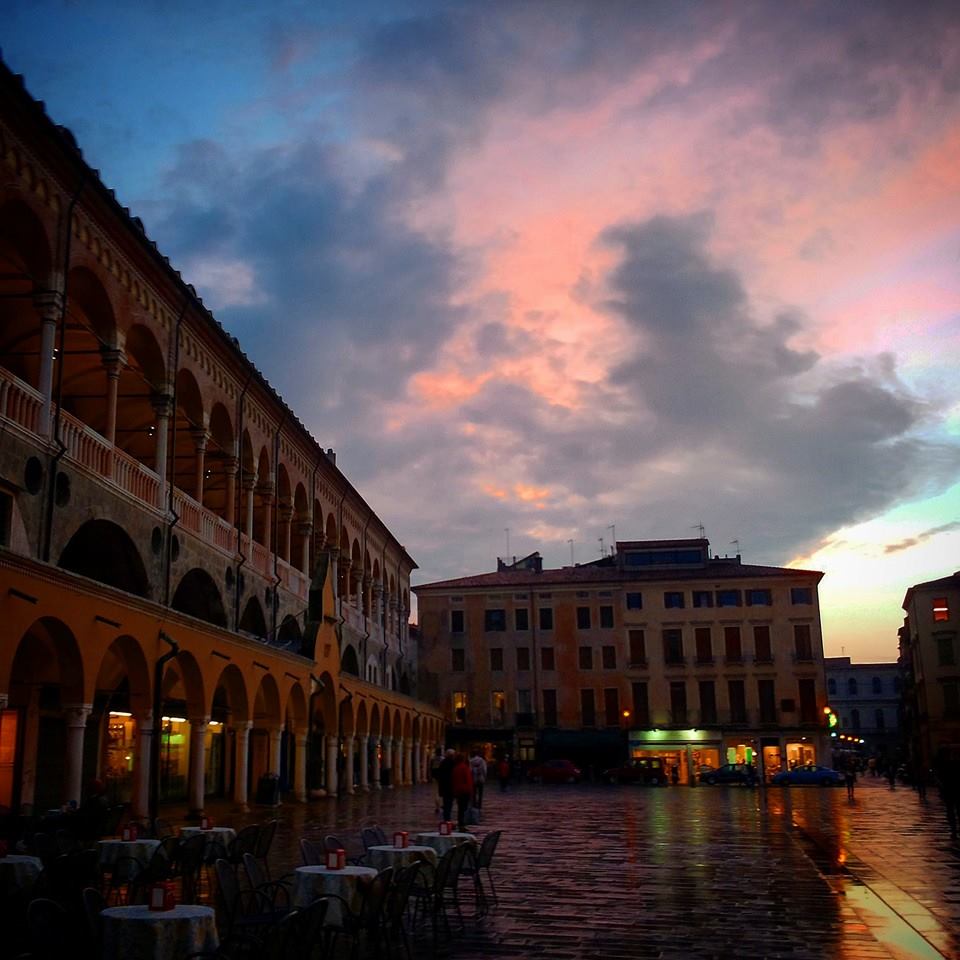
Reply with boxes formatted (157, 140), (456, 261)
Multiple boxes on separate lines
(527, 759), (582, 784)
(771, 765), (844, 787)
(699, 763), (757, 786)
(602, 758), (667, 785)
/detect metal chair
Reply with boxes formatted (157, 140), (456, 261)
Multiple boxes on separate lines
(25, 897), (74, 960)
(241, 851), (293, 912)
(177, 832), (207, 904)
(324, 866), (394, 960)
(254, 817), (279, 879)
(213, 858), (288, 944)
(299, 837), (325, 866)
(323, 833), (364, 866)
(381, 860), (422, 960)
(361, 826), (388, 852)
(459, 829), (501, 914)
(81, 885), (105, 960)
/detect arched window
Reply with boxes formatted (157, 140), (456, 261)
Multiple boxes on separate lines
(872, 676), (882, 694)
(847, 678), (858, 696)
(851, 708), (861, 730)
(828, 678), (836, 694)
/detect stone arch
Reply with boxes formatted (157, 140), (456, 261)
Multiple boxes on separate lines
(339, 695), (355, 737)
(392, 711), (402, 741)
(68, 265), (116, 345)
(276, 614), (303, 652)
(253, 674), (282, 728)
(356, 700), (369, 737)
(59, 518), (150, 598)
(239, 595), (267, 638)
(325, 512), (337, 548)
(365, 654), (380, 685)
(285, 681), (308, 734)
(369, 703), (381, 739)
(205, 401), (235, 521)
(313, 671), (337, 735)
(210, 663), (250, 724)
(171, 567), (228, 628)
(114, 323), (167, 469)
(173, 367), (205, 501)
(340, 643), (360, 677)
(94, 634), (152, 720)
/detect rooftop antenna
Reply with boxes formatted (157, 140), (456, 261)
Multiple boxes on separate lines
(567, 539), (575, 566)
(730, 538), (740, 556)
(598, 536), (605, 558)
(505, 527), (510, 559)
(608, 524), (616, 555)
(692, 521), (705, 538)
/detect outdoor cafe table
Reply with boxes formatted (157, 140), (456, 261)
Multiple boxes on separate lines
(101, 904), (218, 960)
(98, 837), (162, 880)
(0, 853), (42, 894)
(413, 831), (477, 857)
(293, 864), (377, 924)
(179, 825), (236, 858)
(365, 843), (438, 872)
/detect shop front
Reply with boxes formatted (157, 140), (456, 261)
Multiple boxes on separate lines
(627, 728), (722, 785)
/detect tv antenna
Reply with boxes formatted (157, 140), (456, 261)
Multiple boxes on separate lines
(692, 521), (705, 538)
(598, 536), (605, 558)
(608, 524), (616, 554)
(567, 539), (575, 566)
(730, 538), (740, 555)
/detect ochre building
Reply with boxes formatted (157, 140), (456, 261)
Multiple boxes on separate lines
(416, 539), (829, 782)
(0, 60), (442, 819)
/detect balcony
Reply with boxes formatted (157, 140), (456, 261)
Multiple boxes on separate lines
(724, 654), (744, 666)
(664, 656), (687, 668)
(515, 712), (536, 728)
(793, 650), (815, 663)
(754, 654), (774, 665)
(628, 658), (649, 669)
(695, 655), (715, 667)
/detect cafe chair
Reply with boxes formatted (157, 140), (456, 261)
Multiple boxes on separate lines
(323, 865), (394, 960)
(128, 843), (175, 905)
(381, 861), (421, 960)
(411, 843), (470, 949)
(299, 837), (325, 866)
(224, 823), (261, 865)
(177, 832), (208, 904)
(459, 830), (502, 914)
(25, 897), (74, 960)
(254, 817), (280, 879)
(323, 833), (364, 866)
(271, 896), (330, 960)
(242, 851), (294, 911)
(152, 817), (175, 840)
(361, 826), (388, 852)
(213, 858), (288, 944)
(81, 886), (105, 960)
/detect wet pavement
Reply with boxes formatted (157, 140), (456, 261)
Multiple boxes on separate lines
(170, 775), (960, 959)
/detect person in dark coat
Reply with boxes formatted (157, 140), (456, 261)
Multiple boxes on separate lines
(451, 753), (474, 831)
(437, 749), (456, 822)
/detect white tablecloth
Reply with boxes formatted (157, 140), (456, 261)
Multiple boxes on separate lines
(293, 864), (377, 924)
(365, 843), (438, 871)
(0, 854), (43, 894)
(101, 904), (218, 960)
(179, 825), (236, 859)
(413, 831), (477, 856)
(98, 838), (162, 880)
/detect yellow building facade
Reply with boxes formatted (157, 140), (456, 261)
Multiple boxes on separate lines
(0, 60), (442, 818)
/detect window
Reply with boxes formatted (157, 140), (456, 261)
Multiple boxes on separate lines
(632, 681), (650, 725)
(453, 691), (468, 723)
(754, 625), (772, 663)
(600, 605), (614, 629)
(944, 680), (960, 718)
(875, 708), (885, 730)
(692, 590), (713, 609)
(699, 681), (717, 725)
(746, 589), (772, 606)
(452, 648), (465, 672)
(602, 645), (617, 669)
(543, 689), (558, 727)
(581, 689), (596, 727)
(514, 593), (528, 600)
(516, 647), (531, 671)
(728, 680), (747, 723)
(798, 679), (817, 723)
(933, 597), (949, 622)
(724, 626), (742, 663)
(489, 647), (503, 671)
(937, 636), (955, 667)
(695, 627), (712, 664)
(664, 591), (685, 609)
(663, 629), (684, 664)
(629, 630), (646, 665)
(670, 681), (687, 724)
(626, 592), (643, 610)
(791, 587), (813, 605)
(576, 591), (590, 598)
(539, 592), (552, 599)
(515, 608), (529, 631)
(541, 646), (555, 671)
(794, 624), (813, 661)
(716, 589), (741, 608)
(576, 606), (591, 629)
(827, 678), (837, 694)
(484, 609), (506, 632)
(758, 678), (776, 724)
(517, 689), (532, 714)
(491, 691), (506, 724)
(872, 676), (882, 695)
(450, 609), (464, 633)
(604, 688), (620, 727)
(539, 607), (554, 630)
(578, 646), (593, 670)
(847, 677), (857, 696)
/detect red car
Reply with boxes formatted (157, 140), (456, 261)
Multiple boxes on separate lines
(527, 759), (582, 784)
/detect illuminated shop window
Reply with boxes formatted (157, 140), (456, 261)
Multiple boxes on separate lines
(933, 597), (949, 622)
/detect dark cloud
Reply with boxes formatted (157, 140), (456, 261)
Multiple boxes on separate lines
(884, 521), (960, 555)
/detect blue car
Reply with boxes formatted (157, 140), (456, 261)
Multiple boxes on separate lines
(771, 764), (844, 787)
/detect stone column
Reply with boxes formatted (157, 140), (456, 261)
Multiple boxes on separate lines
(224, 456), (239, 526)
(413, 741), (422, 785)
(294, 733), (308, 803)
(358, 735), (369, 791)
(298, 521), (313, 574)
(328, 547), (339, 602)
(342, 735), (355, 795)
(404, 740), (414, 786)
(382, 738), (393, 789)
(233, 721), (252, 811)
(361, 574), (372, 618)
(19, 686), (42, 811)
(191, 428), (209, 504)
(278, 503), (293, 563)
(242, 474), (257, 540)
(268, 727), (283, 779)
(34, 291), (62, 438)
(325, 734), (339, 796)
(64, 704), (92, 808)
(259, 481), (275, 552)
(339, 559), (352, 610)
(371, 739), (382, 791)
(101, 348), (126, 450)
(132, 713), (153, 819)
(151, 393), (173, 509)
(188, 717), (209, 816)
(372, 584), (383, 634)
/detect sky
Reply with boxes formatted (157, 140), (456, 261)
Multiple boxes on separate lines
(4, 0), (959, 663)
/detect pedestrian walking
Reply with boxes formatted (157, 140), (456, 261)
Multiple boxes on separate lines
(844, 758), (857, 801)
(469, 749), (487, 809)
(452, 752), (474, 831)
(437, 748), (456, 822)
(430, 746), (444, 814)
(498, 755), (510, 791)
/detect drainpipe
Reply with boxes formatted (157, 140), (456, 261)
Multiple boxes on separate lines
(233, 372), (254, 629)
(149, 630), (180, 822)
(41, 174), (85, 563)
(162, 297), (189, 606)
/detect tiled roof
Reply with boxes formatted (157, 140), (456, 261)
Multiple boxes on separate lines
(414, 559), (822, 592)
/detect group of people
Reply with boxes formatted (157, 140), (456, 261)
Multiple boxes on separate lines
(431, 748), (511, 831)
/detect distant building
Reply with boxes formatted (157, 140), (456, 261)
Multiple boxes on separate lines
(415, 539), (829, 781)
(824, 657), (900, 760)
(899, 571), (960, 770)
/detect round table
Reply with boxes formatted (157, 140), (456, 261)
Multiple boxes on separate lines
(179, 825), (236, 859)
(365, 843), (438, 871)
(98, 838), (162, 880)
(101, 904), (218, 960)
(0, 854), (43, 894)
(293, 864), (377, 924)
(413, 831), (477, 856)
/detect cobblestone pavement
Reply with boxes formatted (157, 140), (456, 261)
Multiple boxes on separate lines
(176, 776), (960, 960)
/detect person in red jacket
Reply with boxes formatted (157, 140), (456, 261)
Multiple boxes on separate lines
(451, 752), (475, 831)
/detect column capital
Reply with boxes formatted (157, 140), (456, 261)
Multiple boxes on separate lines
(298, 520), (314, 537)
(100, 347), (127, 377)
(223, 455), (239, 473)
(150, 392), (174, 418)
(257, 480), (276, 502)
(242, 473), (258, 492)
(278, 503), (294, 522)
(190, 427), (210, 452)
(33, 290), (64, 319)
(64, 704), (92, 728)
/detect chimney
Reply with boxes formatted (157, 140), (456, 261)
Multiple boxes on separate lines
(325, 448), (336, 465)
